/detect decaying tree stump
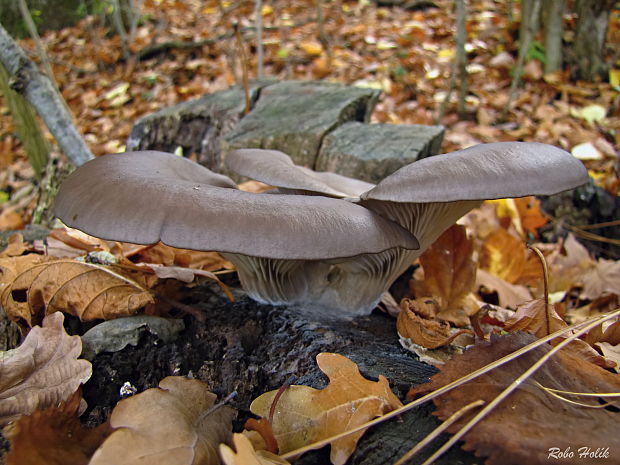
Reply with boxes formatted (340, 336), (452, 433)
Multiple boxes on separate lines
(126, 80), (445, 182)
(81, 284), (479, 465)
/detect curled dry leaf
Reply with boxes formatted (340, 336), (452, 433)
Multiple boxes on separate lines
(397, 299), (472, 349)
(89, 376), (234, 465)
(549, 234), (620, 299)
(4, 390), (110, 465)
(0, 233), (28, 258)
(220, 433), (290, 465)
(411, 224), (478, 326)
(0, 258), (154, 327)
(250, 353), (402, 465)
(408, 332), (620, 465)
(0, 312), (92, 426)
(505, 299), (615, 369)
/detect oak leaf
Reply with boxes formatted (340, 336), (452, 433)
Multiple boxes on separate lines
(0, 258), (154, 327)
(4, 390), (110, 465)
(0, 312), (91, 426)
(250, 353), (402, 465)
(220, 434), (290, 465)
(89, 376), (234, 465)
(409, 332), (620, 465)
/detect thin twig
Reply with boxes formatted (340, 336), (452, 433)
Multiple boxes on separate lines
(254, 0), (264, 78)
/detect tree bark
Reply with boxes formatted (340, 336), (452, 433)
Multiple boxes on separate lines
(0, 62), (49, 178)
(542, 0), (564, 74)
(573, 0), (614, 81)
(0, 22), (93, 166)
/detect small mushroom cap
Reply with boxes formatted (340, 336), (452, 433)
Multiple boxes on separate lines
(54, 151), (418, 260)
(226, 148), (375, 198)
(361, 142), (589, 203)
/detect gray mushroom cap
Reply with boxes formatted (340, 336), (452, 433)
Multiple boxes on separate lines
(361, 142), (589, 203)
(226, 148), (375, 198)
(53, 151), (419, 260)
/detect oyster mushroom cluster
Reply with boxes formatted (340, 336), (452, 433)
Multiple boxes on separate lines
(54, 142), (588, 316)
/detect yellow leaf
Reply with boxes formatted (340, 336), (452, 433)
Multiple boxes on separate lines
(300, 41), (323, 56)
(610, 69), (620, 87)
(261, 5), (273, 15)
(220, 434), (290, 465)
(250, 353), (402, 465)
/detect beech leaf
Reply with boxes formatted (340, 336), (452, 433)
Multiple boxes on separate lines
(0, 258), (154, 326)
(5, 390), (110, 465)
(0, 312), (92, 426)
(89, 376), (234, 465)
(412, 224), (477, 318)
(409, 332), (620, 465)
(250, 353), (402, 465)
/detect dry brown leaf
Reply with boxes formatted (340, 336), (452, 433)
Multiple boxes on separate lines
(250, 353), (402, 465)
(408, 332), (620, 465)
(89, 376), (234, 465)
(0, 312), (91, 426)
(595, 342), (620, 373)
(397, 299), (472, 349)
(4, 390), (110, 465)
(412, 225), (477, 324)
(476, 268), (532, 308)
(504, 299), (615, 369)
(220, 434), (290, 465)
(1, 258), (154, 327)
(0, 207), (25, 231)
(479, 229), (526, 284)
(0, 233), (28, 258)
(549, 234), (620, 299)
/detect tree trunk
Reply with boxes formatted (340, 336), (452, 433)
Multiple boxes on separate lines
(542, 0), (564, 74)
(0, 62), (49, 178)
(0, 22), (93, 166)
(573, 0), (614, 81)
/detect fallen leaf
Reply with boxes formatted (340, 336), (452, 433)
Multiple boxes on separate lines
(0, 207), (25, 231)
(89, 376), (234, 465)
(476, 269), (532, 308)
(479, 229), (526, 284)
(300, 40), (323, 56)
(595, 342), (620, 373)
(80, 315), (185, 360)
(250, 353), (402, 465)
(0, 259), (154, 327)
(409, 332), (620, 465)
(548, 234), (620, 299)
(147, 264), (234, 300)
(504, 299), (614, 369)
(0, 312), (91, 426)
(411, 225), (477, 324)
(4, 390), (110, 465)
(513, 197), (547, 238)
(397, 298), (472, 349)
(220, 433), (290, 465)
(0, 233), (28, 258)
